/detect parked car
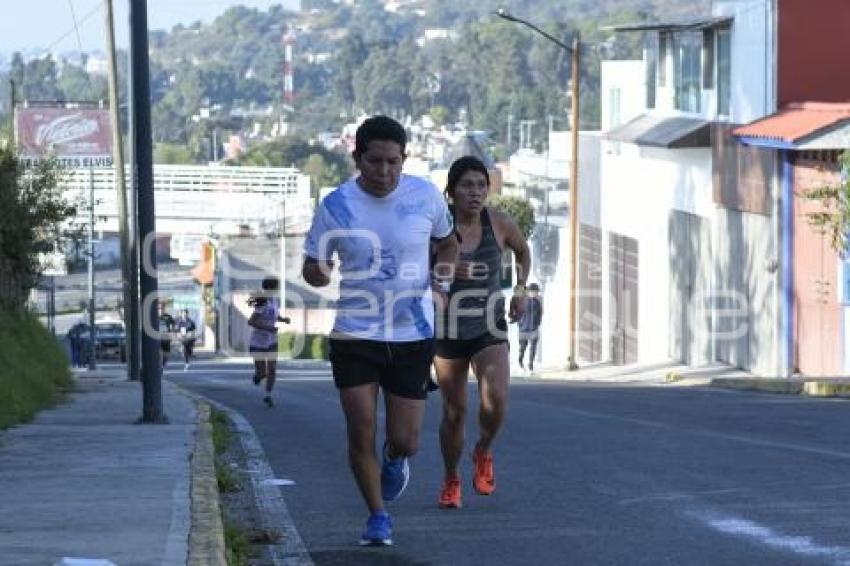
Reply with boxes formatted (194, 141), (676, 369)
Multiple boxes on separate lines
(93, 320), (126, 362)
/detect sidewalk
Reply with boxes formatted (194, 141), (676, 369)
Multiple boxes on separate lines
(528, 360), (753, 386)
(0, 372), (218, 566)
(528, 359), (850, 398)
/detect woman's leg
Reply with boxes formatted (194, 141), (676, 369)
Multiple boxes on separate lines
(433, 355), (471, 478)
(470, 343), (510, 453)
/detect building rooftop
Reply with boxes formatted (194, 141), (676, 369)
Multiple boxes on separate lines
(733, 102), (850, 148)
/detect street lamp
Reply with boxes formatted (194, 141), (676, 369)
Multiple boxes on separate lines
(496, 8), (581, 370)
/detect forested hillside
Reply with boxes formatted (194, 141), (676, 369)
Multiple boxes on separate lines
(1, 0), (709, 161)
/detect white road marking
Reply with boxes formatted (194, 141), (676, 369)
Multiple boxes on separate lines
(263, 478), (296, 487)
(689, 509), (850, 565)
(54, 559), (117, 566)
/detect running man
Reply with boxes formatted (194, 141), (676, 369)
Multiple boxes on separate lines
(302, 115), (457, 546)
(176, 309), (197, 370)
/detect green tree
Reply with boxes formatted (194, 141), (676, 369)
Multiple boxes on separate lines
(230, 136), (352, 193)
(154, 143), (195, 164)
(488, 194), (535, 238)
(0, 149), (75, 311)
(802, 151), (850, 254)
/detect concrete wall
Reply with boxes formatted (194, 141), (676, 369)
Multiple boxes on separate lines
(600, 143), (714, 364)
(713, 208), (777, 375)
(777, 0), (850, 107)
(714, 0), (776, 122)
(577, 132), (602, 227)
(600, 60), (646, 132)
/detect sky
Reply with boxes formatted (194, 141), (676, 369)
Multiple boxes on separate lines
(0, 0), (301, 55)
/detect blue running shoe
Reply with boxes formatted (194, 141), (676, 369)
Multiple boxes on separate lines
(359, 511), (393, 546)
(381, 443), (410, 502)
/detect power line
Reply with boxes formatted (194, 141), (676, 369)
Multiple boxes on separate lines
(66, 0), (87, 53)
(42, 1), (103, 56)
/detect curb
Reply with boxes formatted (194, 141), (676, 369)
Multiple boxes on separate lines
(711, 377), (850, 398)
(188, 402), (228, 566)
(710, 377), (804, 395)
(201, 396), (314, 566)
(170, 382), (313, 566)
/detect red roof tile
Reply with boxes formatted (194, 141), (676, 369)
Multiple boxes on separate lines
(733, 102), (850, 143)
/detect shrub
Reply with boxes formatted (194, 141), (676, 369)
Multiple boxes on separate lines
(0, 310), (73, 429)
(310, 334), (329, 360)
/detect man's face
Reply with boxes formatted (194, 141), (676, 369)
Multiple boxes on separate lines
(354, 140), (405, 197)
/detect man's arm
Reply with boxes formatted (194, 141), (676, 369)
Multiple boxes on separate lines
(302, 256), (335, 288)
(431, 234), (458, 282)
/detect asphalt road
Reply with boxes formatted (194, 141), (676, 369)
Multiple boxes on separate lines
(171, 361), (850, 566)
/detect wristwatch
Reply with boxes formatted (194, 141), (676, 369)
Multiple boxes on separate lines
(434, 279), (452, 293)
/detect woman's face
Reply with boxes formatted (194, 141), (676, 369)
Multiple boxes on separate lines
(452, 170), (489, 214)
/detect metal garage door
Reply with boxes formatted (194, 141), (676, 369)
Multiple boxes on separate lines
(609, 233), (638, 365)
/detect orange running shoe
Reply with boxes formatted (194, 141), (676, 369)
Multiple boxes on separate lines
(438, 476), (462, 509)
(472, 448), (495, 495)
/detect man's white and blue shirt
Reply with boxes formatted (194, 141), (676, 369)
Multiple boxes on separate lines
(304, 174), (453, 342)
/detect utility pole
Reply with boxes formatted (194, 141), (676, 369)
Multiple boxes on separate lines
(87, 167), (97, 371)
(131, 0), (165, 422)
(8, 79), (15, 144)
(567, 35), (580, 370)
(105, 0), (136, 381)
(496, 9), (582, 370)
(126, 0), (141, 387)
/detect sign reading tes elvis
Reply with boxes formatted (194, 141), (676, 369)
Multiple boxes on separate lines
(15, 108), (113, 168)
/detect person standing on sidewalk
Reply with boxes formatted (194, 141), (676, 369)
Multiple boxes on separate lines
(67, 319), (88, 368)
(176, 309), (197, 370)
(434, 155), (530, 510)
(158, 303), (176, 368)
(517, 283), (543, 371)
(302, 115), (457, 546)
(248, 276), (290, 408)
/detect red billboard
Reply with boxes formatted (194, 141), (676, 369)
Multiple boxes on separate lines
(16, 108), (113, 168)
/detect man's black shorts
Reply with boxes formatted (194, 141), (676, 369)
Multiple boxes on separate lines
(435, 331), (508, 360)
(328, 337), (435, 400)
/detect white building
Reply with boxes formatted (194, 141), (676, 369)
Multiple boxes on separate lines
(595, 1), (780, 374)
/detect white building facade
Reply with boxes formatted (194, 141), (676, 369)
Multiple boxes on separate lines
(595, 0), (781, 374)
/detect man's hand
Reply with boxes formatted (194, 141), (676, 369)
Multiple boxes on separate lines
(509, 294), (527, 322)
(302, 256), (334, 287)
(431, 279), (450, 310)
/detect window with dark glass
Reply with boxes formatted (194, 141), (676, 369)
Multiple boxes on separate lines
(717, 28), (731, 116)
(702, 29), (715, 89)
(645, 34), (657, 109)
(673, 31), (701, 113)
(658, 32), (668, 87)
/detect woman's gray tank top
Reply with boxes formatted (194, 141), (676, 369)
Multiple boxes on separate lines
(447, 207), (505, 340)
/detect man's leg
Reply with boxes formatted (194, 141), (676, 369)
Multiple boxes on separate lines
(339, 382), (383, 513)
(384, 391), (427, 461)
(518, 339), (527, 367)
(433, 356), (470, 477)
(528, 338), (539, 370)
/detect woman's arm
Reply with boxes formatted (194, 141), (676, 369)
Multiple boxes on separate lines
(248, 312), (276, 332)
(490, 209), (531, 321)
